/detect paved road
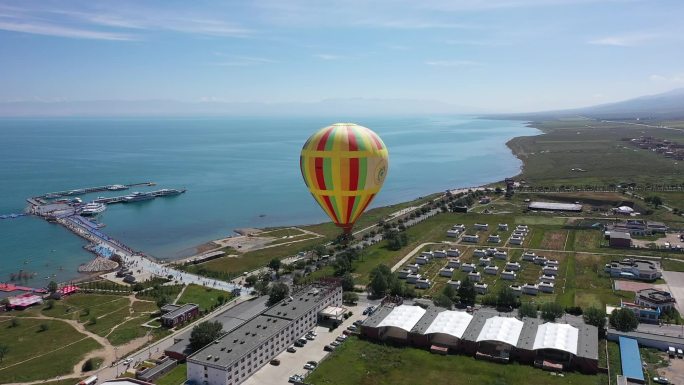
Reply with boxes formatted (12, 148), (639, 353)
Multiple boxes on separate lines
(662, 270), (684, 315)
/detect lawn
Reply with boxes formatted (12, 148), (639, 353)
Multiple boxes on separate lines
(661, 258), (684, 272)
(307, 337), (601, 385)
(155, 363), (187, 385)
(0, 318), (101, 383)
(540, 230), (568, 250)
(507, 119), (684, 186)
(176, 284), (231, 312)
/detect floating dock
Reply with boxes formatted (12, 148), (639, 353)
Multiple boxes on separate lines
(38, 182), (154, 200)
(0, 283), (48, 293)
(93, 189), (186, 204)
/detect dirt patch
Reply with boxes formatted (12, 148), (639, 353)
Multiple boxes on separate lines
(613, 280), (655, 292)
(540, 230), (568, 250)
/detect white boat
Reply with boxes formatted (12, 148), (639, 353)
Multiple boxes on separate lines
(81, 202), (106, 216)
(124, 192), (154, 202)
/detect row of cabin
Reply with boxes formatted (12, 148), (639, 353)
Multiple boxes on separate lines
(446, 224), (466, 238)
(473, 248), (508, 259)
(509, 225), (530, 245)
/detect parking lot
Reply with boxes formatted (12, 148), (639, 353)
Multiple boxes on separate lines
(242, 299), (375, 385)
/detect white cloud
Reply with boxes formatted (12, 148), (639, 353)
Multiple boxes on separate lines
(649, 74), (684, 83)
(588, 32), (659, 46)
(0, 20), (136, 41)
(425, 60), (480, 67)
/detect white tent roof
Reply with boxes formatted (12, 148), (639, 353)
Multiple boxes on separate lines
(615, 206), (634, 213)
(532, 323), (579, 355)
(424, 310), (473, 339)
(475, 316), (524, 347)
(377, 305), (426, 332)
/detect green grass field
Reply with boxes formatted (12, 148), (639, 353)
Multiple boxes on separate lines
(155, 363), (187, 385)
(176, 284), (231, 311)
(307, 337), (603, 385)
(0, 318), (101, 383)
(507, 119), (684, 186)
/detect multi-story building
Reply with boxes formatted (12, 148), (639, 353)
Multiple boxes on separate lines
(635, 289), (676, 312)
(186, 282), (342, 385)
(604, 259), (662, 281)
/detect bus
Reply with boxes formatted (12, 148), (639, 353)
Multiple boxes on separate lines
(78, 375), (98, 385)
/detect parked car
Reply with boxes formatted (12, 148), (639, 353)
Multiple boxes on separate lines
(306, 334), (315, 340)
(304, 363), (316, 370)
(307, 361), (318, 367)
(307, 331), (317, 337)
(342, 330), (351, 336)
(362, 307), (370, 315)
(653, 377), (670, 384)
(287, 346), (297, 353)
(330, 341), (340, 347)
(288, 375), (303, 383)
(668, 346), (676, 357)
(294, 341), (304, 347)
(324, 345), (335, 352)
(270, 359), (280, 366)
(678, 349), (683, 358)
(297, 338), (308, 345)
(353, 320), (363, 326)
(122, 358), (132, 365)
(347, 325), (357, 331)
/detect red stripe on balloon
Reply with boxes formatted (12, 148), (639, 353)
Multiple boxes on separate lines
(317, 126), (334, 151)
(356, 193), (375, 220)
(315, 157), (326, 189)
(347, 126), (358, 151)
(345, 196), (355, 224)
(322, 195), (339, 223)
(349, 157), (359, 191)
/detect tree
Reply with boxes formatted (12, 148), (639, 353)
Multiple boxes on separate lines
(457, 277), (476, 306)
(541, 302), (564, 322)
(39, 323), (49, 332)
(610, 308), (639, 332)
(89, 317), (97, 325)
(0, 344), (8, 363)
(267, 282), (289, 306)
(44, 299), (55, 310)
(496, 287), (518, 309)
(156, 295), (170, 310)
(646, 195), (663, 208)
(368, 272), (389, 297)
(254, 280), (270, 296)
(47, 280), (58, 294)
(9, 318), (19, 328)
(518, 302), (537, 318)
(442, 284), (457, 302)
(584, 306), (607, 334)
(342, 292), (359, 304)
(268, 258), (281, 274)
(189, 321), (223, 352)
(245, 275), (258, 287)
(82, 358), (95, 371)
(341, 273), (355, 292)
(433, 293), (453, 309)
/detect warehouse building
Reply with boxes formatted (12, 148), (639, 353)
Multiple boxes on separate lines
(528, 202), (583, 212)
(186, 282), (342, 385)
(361, 304), (598, 374)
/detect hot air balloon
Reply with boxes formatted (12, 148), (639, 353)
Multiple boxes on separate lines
(300, 123), (389, 234)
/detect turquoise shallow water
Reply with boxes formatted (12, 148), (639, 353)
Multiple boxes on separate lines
(0, 116), (538, 284)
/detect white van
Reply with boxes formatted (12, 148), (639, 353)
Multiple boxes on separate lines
(668, 346), (676, 358)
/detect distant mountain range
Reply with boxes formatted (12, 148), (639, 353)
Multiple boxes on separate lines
(0, 98), (481, 117)
(496, 88), (684, 120)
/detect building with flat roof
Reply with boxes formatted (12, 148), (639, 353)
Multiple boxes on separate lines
(528, 202), (582, 212)
(186, 282), (342, 385)
(608, 232), (632, 248)
(636, 288), (676, 312)
(161, 304), (199, 328)
(604, 259), (661, 281)
(618, 337), (644, 384)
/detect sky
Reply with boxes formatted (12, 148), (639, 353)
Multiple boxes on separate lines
(0, 0), (683, 113)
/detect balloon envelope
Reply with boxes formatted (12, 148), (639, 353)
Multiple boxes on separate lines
(300, 123), (389, 233)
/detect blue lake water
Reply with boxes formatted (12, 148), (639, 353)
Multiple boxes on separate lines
(0, 116), (538, 284)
